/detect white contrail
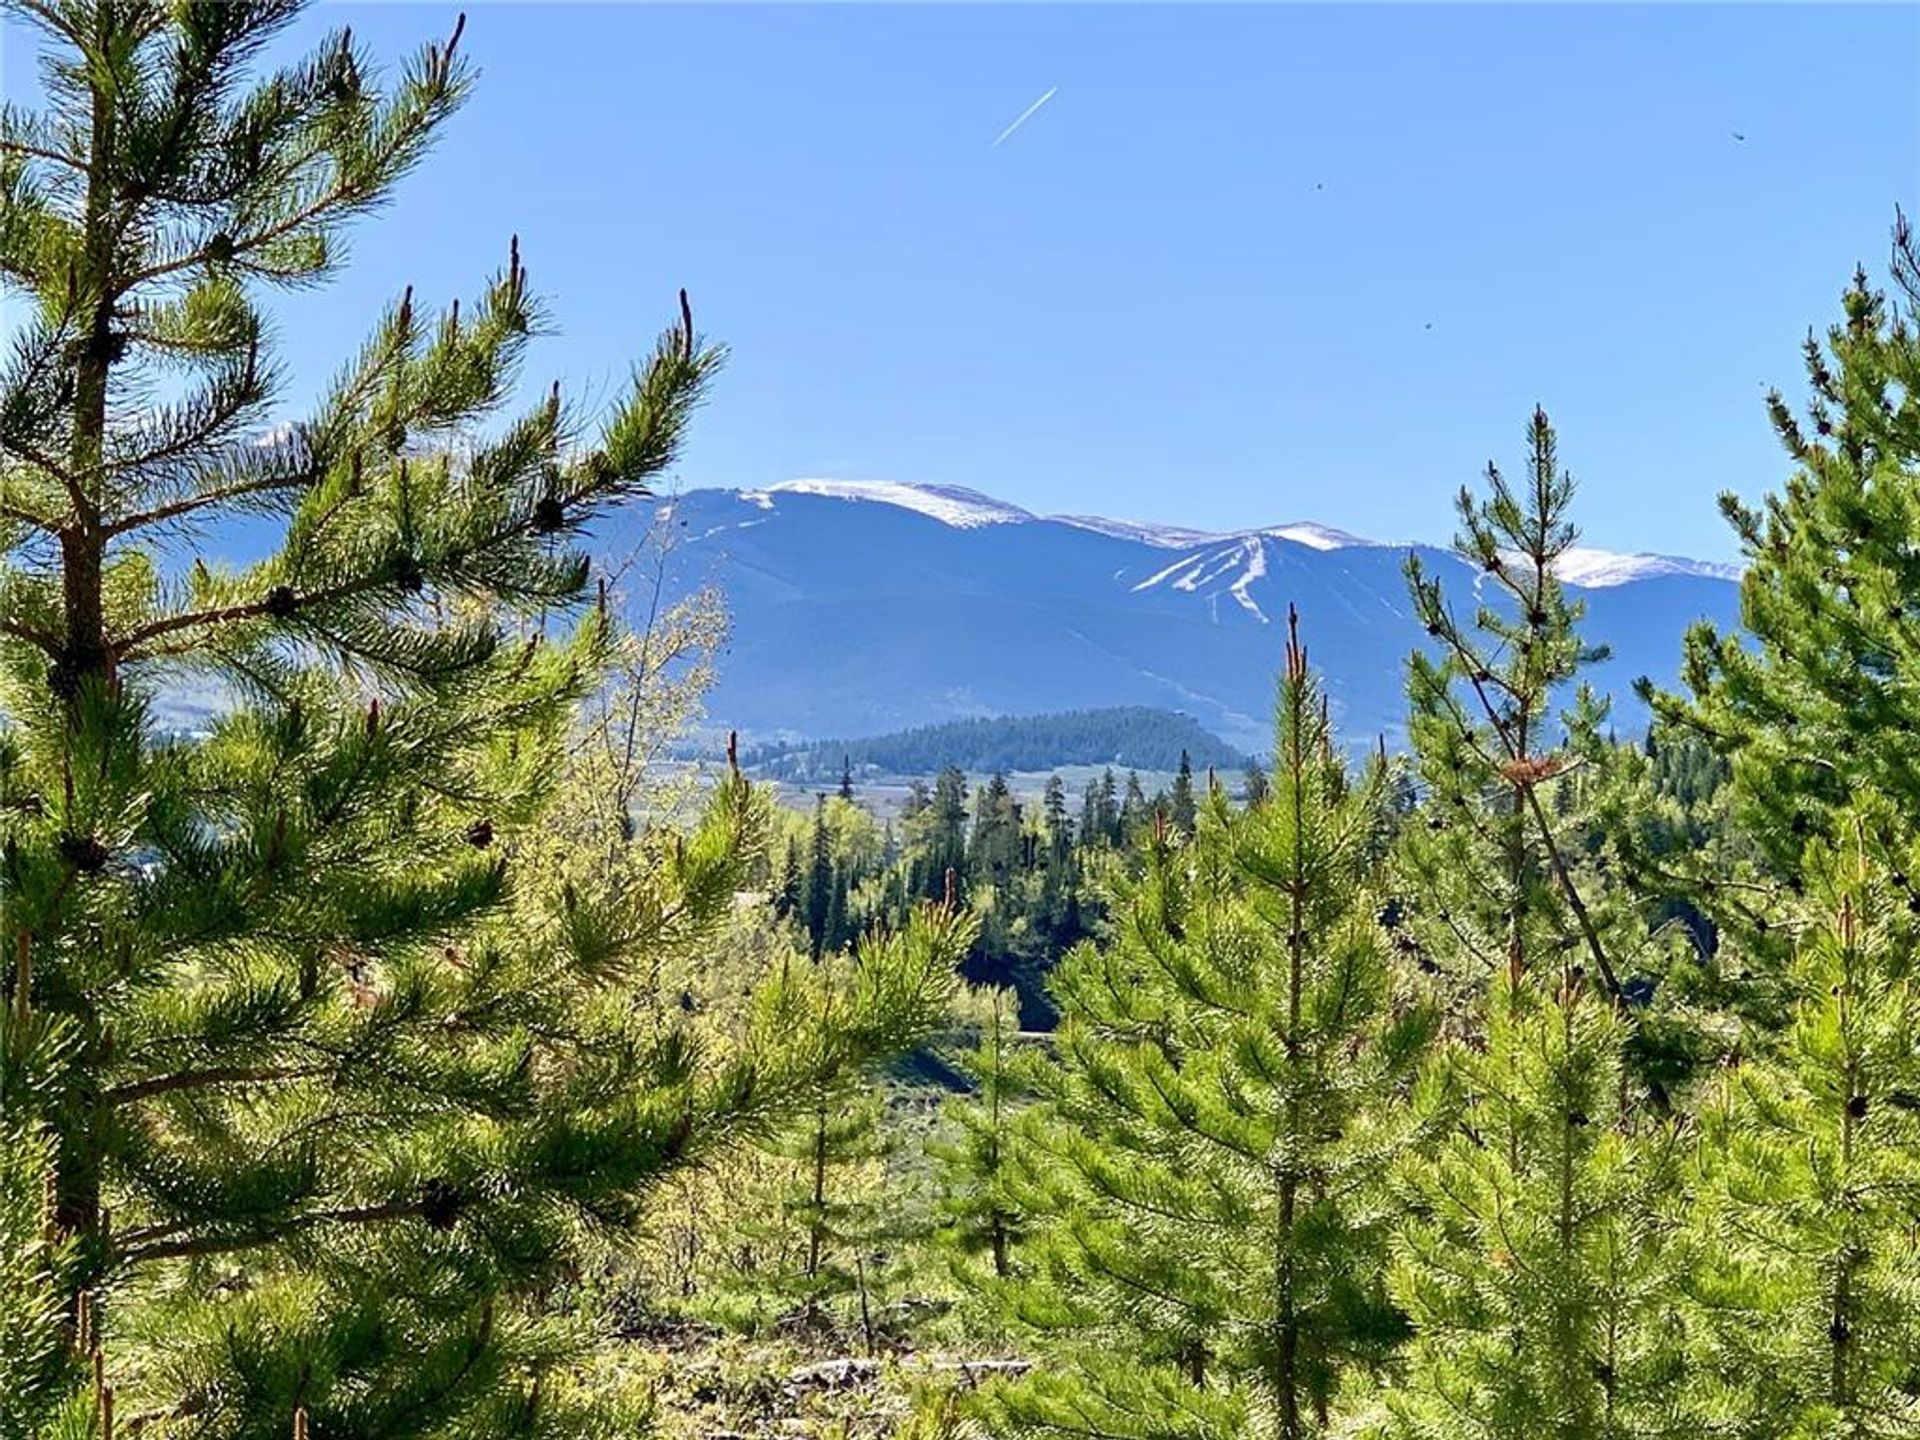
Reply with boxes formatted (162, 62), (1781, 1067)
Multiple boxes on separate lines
(992, 86), (1058, 148)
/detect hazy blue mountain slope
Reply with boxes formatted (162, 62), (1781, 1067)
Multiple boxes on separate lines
(646, 483), (1742, 753)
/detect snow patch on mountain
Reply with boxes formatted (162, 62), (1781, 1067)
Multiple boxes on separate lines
(1551, 547), (1744, 589)
(1132, 537), (1270, 622)
(745, 479), (1032, 529)
(1053, 514), (1230, 549)
(1263, 522), (1370, 552)
(1229, 539), (1269, 622)
(1059, 515), (1369, 553)
(725, 481), (1740, 587)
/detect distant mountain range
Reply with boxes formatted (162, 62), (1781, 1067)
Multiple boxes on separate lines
(650, 480), (1745, 754)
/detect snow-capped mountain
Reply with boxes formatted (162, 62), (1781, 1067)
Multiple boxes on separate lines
(741, 479), (1033, 529)
(1549, 546), (1744, 589)
(647, 481), (1744, 753)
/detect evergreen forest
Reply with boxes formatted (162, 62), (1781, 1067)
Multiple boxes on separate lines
(4, 7), (1919, 1440)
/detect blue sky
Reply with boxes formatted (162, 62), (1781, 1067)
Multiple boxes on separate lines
(6, 3), (1918, 561)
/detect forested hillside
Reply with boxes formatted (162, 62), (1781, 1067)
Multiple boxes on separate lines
(742, 706), (1247, 783)
(5, 7), (1920, 1440)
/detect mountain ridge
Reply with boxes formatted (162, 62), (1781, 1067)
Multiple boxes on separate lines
(649, 480), (1746, 753)
(726, 477), (1741, 587)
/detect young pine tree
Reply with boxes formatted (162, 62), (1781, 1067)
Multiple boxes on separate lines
(1242, 755), (1271, 808)
(1682, 807), (1920, 1439)
(1380, 415), (1688, 1440)
(1654, 222), (1920, 879)
(0, 5), (966, 1431)
(1378, 967), (1689, 1440)
(1397, 407), (1626, 1009)
(740, 1066), (896, 1341)
(1170, 749), (1197, 836)
(1634, 229), (1920, 1029)
(928, 984), (1029, 1286)
(983, 613), (1433, 1440)
(741, 913), (974, 1349)
(806, 793), (836, 956)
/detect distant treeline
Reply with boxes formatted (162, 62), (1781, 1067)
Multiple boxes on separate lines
(742, 706), (1247, 780)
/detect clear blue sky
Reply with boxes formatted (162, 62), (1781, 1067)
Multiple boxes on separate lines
(6, 4), (1918, 561)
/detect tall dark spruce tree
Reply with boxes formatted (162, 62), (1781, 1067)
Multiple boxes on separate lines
(983, 612), (1432, 1440)
(0, 4), (965, 1434)
(1379, 413), (1687, 1440)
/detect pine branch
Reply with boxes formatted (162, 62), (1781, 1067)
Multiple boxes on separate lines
(103, 467), (315, 536)
(0, 616), (62, 656)
(104, 1064), (321, 1105)
(121, 1195), (434, 1264)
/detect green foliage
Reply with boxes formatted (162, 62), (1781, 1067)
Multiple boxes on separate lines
(1655, 228), (1920, 879)
(7, 12), (1920, 1433)
(665, 905), (975, 1348)
(747, 709), (1247, 783)
(1681, 810), (1920, 1439)
(982, 614), (1434, 1440)
(0, 4), (967, 1432)
(927, 986), (1030, 1289)
(772, 769), (1100, 1031)
(1379, 978), (1689, 1440)
(1397, 407), (1627, 1007)
(1, 1009), (88, 1440)
(1379, 413), (1691, 1440)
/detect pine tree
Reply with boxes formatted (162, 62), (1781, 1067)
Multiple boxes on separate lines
(0, 5), (965, 1430)
(929, 984), (1028, 1285)
(763, 1075), (898, 1337)
(744, 909), (974, 1348)
(1378, 971), (1689, 1440)
(1681, 807), (1920, 1438)
(775, 833), (805, 920)
(1120, 769), (1148, 841)
(1098, 768), (1122, 846)
(1630, 227), (1920, 1036)
(984, 613), (1433, 1440)
(913, 767), (970, 901)
(807, 793), (835, 956)
(1397, 407), (1627, 1009)
(1077, 777), (1104, 850)
(1653, 223), (1920, 878)
(969, 772), (1021, 889)
(839, 755), (856, 802)
(1379, 415), (1688, 1440)
(1170, 748), (1197, 835)
(2, 998), (87, 1438)
(1243, 756), (1271, 808)
(1041, 775), (1073, 869)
